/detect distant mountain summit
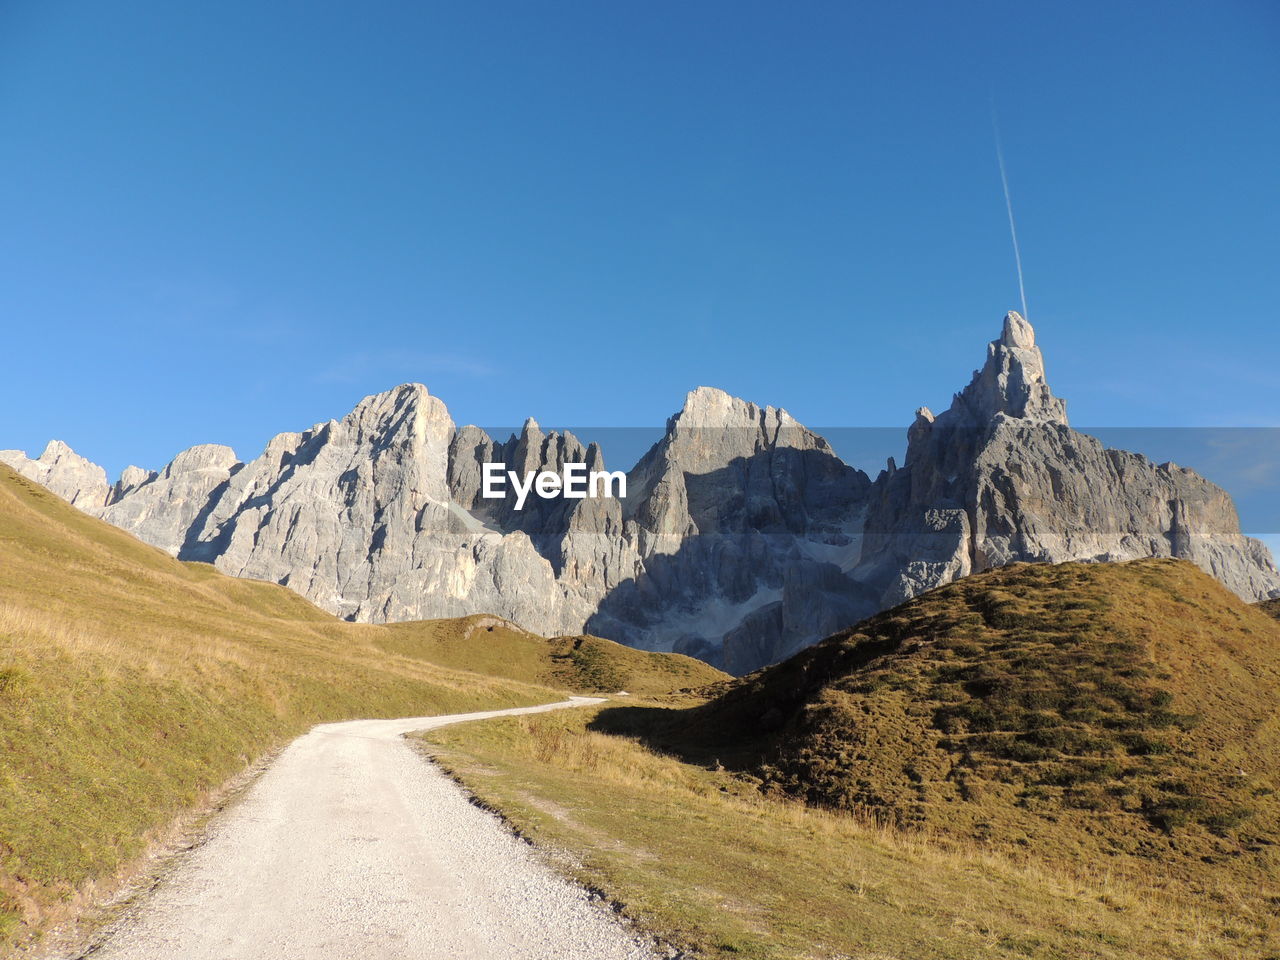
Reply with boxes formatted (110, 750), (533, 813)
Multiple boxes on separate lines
(857, 312), (1280, 607)
(6, 312), (1278, 671)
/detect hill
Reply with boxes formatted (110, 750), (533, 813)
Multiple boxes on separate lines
(1259, 597), (1280, 621)
(707, 560), (1280, 871)
(0, 465), (722, 948)
(376, 617), (724, 701)
(604, 559), (1280, 883)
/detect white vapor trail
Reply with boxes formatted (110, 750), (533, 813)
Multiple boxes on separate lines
(990, 106), (1028, 320)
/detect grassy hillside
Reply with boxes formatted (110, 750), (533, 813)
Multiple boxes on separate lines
(606, 560), (1280, 881)
(1259, 597), (1280, 621)
(377, 618), (724, 700)
(421, 560), (1280, 957)
(0, 465), (720, 948)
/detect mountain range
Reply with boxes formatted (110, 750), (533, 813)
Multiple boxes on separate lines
(6, 311), (1278, 672)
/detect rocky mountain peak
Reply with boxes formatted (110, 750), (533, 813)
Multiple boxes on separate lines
(676, 386), (747, 423)
(0, 440), (110, 511)
(343, 383), (455, 450)
(113, 464), (157, 501)
(952, 311), (1067, 426)
(165, 444), (239, 477)
(864, 311), (1280, 613)
(1000, 309), (1036, 348)
(40, 439), (75, 460)
(327, 383), (456, 507)
(667, 386), (830, 468)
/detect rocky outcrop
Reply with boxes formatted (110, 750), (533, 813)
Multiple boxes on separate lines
(855, 312), (1280, 609)
(178, 384), (565, 630)
(0, 441), (111, 512)
(100, 444), (240, 556)
(112, 465), (158, 503)
(583, 386), (873, 660)
(10, 311), (1278, 673)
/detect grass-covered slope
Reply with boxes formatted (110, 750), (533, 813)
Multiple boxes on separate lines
(424, 705), (1277, 960)
(377, 618), (725, 700)
(666, 559), (1280, 878)
(0, 465), (718, 946)
(1259, 597), (1280, 621)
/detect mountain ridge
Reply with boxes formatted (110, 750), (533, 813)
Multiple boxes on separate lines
(5, 312), (1278, 672)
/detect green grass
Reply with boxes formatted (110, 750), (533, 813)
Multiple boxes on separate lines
(422, 705), (1278, 959)
(0, 465), (720, 949)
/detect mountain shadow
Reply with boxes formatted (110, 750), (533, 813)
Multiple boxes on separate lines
(582, 445), (875, 674)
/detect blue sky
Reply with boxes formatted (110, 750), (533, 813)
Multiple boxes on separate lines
(1, 2), (1277, 536)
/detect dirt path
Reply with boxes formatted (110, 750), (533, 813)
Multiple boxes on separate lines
(72, 698), (655, 960)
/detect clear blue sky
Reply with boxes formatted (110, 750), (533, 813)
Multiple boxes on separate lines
(2, 2), (1277, 535)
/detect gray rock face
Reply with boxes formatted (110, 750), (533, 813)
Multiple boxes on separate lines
(0, 440), (111, 511)
(113, 465), (159, 503)
(180, 384), (562, 631)
(961, 311), (1068, 424)
(100, 444), (240, 556)
(855, 312), (1280, 611)
(585, 387), (873, 666)
(11, 311), (1279, 674)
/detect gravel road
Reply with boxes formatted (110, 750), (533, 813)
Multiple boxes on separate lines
(75, 698), (657, 960)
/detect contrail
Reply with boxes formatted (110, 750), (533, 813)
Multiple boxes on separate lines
(990, 104), (1028, 320)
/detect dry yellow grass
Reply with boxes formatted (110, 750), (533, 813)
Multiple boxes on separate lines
(375, 618), (726, 700)
(423, 705), (1280, 959)
(609, 560), (1280, 887)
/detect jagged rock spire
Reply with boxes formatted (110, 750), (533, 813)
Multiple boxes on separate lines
(952, 311), (1068, 425)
